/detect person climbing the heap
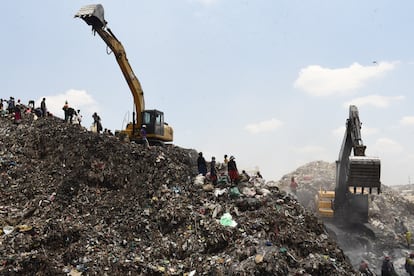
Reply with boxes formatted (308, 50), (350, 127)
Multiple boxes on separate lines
(67, 107), (76, 124)
(381, 255), (397, 276)
(290, 176), (298, 195)
(227, 156), (239, 184)
(197, 152), (207, 176)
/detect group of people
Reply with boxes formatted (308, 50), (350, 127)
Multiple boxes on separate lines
(197, 153), (263, 186)
(62, 101), (82, 125)
(61, 101), (107, 134)
(0, 97), (49, 124)
(0, 97), (98, 131)
(358, 252), (414, 275)
(197, 153), (236, 185)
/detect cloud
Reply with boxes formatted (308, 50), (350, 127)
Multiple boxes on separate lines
(373, 138), (403, 153)
(245, 118), (283, 134)
(294, 61), (397, 96)
(37, 89), (99, 120)
(344, 95), (404, 108)
(400, 116), (414, 126)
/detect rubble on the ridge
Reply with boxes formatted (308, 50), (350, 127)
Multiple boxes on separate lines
(278, 160), (414, 275)
(0, 114), (358, 275)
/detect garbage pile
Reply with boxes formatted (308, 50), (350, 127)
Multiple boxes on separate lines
(0, 115), (358, 275)
(278, 160), (414, 275)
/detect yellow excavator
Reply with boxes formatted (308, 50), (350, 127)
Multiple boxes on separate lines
(75, 4), (173, 144)
(316, 105), (381, 226)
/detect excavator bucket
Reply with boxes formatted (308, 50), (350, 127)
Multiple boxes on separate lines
(75, 4), (107, 30)
(347, 156), (381, 193)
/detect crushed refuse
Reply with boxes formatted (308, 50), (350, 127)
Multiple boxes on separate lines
(0, 114), (360, 275)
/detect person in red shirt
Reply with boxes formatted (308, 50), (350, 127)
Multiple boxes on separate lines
(227, 156), (239, 184)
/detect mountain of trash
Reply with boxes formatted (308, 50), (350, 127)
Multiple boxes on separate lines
(0, 114), (360, 275)
(278, 161), (414, 275)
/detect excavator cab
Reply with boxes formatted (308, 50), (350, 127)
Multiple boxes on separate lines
(75, 4), (106, 30)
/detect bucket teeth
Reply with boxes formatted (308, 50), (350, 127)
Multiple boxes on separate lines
(75, 4), (106, 29)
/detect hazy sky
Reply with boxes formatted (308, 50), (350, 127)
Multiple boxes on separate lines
(2, 1), (414, 185)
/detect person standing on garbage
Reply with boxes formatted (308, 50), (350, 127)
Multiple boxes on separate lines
(406, 253), (414, 275)
(381, 256), (397, 276)
(290, 176), (298, 195)
(210, 156), (217, 185)
(407, 231), (412, 249)
(227, 156), (239, 184)
(62, 101), (69, 122)
(224, 154), (229, 165)
(40, 98), (47, 117)
(140, 125), (150, 149)
(197, 152), (207, 176)
(7, 97), (15, 115)
(13, 105), (22, 124)
(92, 112), (103, 133)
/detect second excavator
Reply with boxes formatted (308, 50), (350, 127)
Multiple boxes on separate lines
(316, 105), (381, 226)
(75, 4), (173, 144)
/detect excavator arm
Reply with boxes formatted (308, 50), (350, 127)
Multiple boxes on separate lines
(75, 4), (173, 143)
(75, 4), (145, 128)
(95, 27), (145, 121)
